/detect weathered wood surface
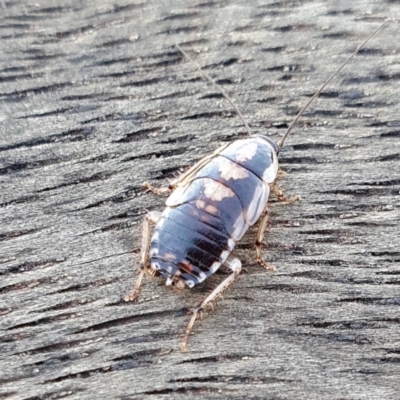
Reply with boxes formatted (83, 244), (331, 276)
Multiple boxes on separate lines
(1, 1), (399, 399)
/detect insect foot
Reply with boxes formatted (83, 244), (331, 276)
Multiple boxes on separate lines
(252, 257), (277, 273)
(270, 182), (301, 204)
(179, 256), (242, 351)
(124, 266), (145, 302)
(143, 181), (172, 196)
(278, 169), (287, 178)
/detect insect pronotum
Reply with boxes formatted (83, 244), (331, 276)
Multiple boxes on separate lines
(125, 20), (389, 351)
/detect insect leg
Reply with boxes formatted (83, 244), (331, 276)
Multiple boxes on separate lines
(254, 207), (276, 272)
(143, 182), (172, 196)
(125, 211), (161, 302)
(180, 254), (242, 352)
(270, 182), (301, 204)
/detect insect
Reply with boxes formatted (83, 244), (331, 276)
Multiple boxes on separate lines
(125, 21), (388, 351)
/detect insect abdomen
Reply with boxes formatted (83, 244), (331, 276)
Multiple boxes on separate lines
(150, 202), (234, 287)
(150, 136), (278, 288)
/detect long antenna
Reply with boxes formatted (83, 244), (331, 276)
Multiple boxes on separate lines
(277, 19), (389, 152)
(175, 19), (389, 151)
(175, 43), (252, 136)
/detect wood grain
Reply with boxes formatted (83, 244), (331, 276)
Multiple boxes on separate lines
(1, 1), (399, 399)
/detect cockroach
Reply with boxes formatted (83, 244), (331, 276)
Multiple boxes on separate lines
(125, 21), (388, 351)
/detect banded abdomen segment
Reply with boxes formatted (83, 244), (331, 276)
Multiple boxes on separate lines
(150, 202), (235, 287)
(153, 171), (258, 287)
(166, 176), (247, 240)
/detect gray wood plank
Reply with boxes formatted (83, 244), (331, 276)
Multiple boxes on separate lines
(1, 1), (399, 399)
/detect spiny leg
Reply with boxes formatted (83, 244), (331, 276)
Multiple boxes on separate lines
(270, 182), (301, 204)
(254, 208), (276, 272)
(125, 211), (161, 302)
(180, 255), (242, 352)
(255, 183), (299, 270)
(143, 181), (172, 196)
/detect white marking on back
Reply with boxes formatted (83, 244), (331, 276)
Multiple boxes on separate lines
(156, 217), (165, 229)
(162, 252), (176, 261)
(262, 154), (278, 183)
(196, 199), (219, 215)
(151, 261), (160, 270)
(150, 248), (159, 257)
(166, 186), (188, 206)
(210, 261), (221, 273)
(204, 179), (235, 201)
(231, 212), (248, 240)
(217, 157), (249, 180)
(246, 182), (270, 225)
(236, 141), (258, 162)
(165, 277), (173, 286)
(198, 271), (207, 281)
(186, 280), (195, 288)
(162, 206), (172, 218)
(220, 249), (230, 262)
(254, 137), (279, 183)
